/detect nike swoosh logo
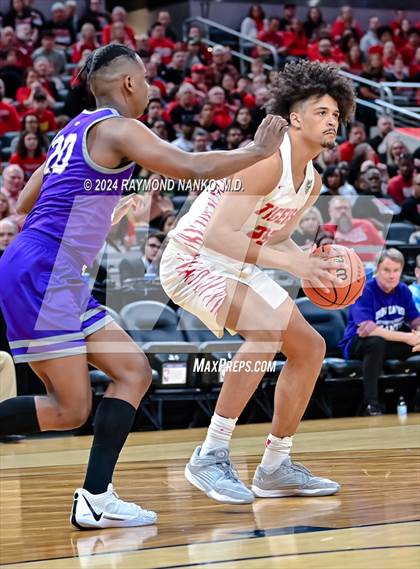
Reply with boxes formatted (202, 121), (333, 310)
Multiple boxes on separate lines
(83, 495), (103, 521)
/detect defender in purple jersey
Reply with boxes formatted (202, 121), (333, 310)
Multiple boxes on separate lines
(0, 43), (286, 530)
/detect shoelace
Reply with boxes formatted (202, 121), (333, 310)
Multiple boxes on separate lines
(108, 487), (139, 511)
(289, 461), (312, 477)
(216, 459), (240, 482)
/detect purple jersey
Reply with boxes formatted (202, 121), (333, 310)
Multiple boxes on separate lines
(23, 107), (134, 265)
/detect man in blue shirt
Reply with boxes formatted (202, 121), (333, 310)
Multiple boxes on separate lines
(409, 254), (420, 312)
(340, 248), (420, 416)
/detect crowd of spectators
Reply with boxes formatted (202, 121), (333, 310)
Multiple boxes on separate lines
(0, 3), (419, 410)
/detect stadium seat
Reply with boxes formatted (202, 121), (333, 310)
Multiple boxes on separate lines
(387, 222), (415, 243)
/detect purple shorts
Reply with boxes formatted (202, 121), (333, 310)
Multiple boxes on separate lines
(0, 229), (113, 363)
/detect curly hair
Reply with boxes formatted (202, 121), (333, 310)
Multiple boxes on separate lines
(268, 60), (356, 124)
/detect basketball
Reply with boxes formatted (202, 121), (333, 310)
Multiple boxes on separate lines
(302, 244), (366, 309)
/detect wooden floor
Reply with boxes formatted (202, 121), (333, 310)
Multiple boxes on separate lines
(1, 415), (419, 569)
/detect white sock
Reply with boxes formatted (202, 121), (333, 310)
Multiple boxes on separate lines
(260, 434), (294, 470)
(200, 413), (238, 455)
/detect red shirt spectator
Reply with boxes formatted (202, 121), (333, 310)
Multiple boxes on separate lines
(338, 123), (366, 162)
(257, 17), (284, 52)
(148, 23), (175, 65)
(309, 37), (345, 64)
(72, 23), (99, 64)
(25, 92), (57, 133)
(283, 18), (308, 57)
(101, 5), (136, 46)
(399, 29), (419, 65)
(331, 6), (363, 42)
(0, 100), (20, 136)
(10, 152), (46, 179)
(387, 155), (415, 205)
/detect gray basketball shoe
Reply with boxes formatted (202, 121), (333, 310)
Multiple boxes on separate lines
(185, 446), (255, 504)
(252, 457), (340, 497)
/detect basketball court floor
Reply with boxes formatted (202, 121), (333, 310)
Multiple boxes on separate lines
(1, 415), (419, 568)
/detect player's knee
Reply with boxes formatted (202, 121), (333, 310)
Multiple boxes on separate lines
(311, 331), (326, 360)
(119, 354), (152, 392)
(55, 402), (92, 430)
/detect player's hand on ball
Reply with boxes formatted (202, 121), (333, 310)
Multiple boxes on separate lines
(253, 114), (288, 158)
(293, 248), (348, 290)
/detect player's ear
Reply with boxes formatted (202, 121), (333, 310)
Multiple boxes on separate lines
(289, 111), (301, 129)
(124, 74), (134, 93)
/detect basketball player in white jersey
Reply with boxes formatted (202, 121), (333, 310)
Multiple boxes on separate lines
(160, 61), (356, 503)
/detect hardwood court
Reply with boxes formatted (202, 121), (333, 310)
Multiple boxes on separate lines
(1, 415), (419, 569)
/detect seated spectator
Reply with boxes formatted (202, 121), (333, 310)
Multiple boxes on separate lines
(72, 23), (99, 64)
(101, 6), (136, 49)
(309, 35), (345, 65)
(339, 248), (420, 416)
(207, 86), (234, 130)
(293, 206), (323, 248)
(171, 117), (197, 152)
(142, 98), (175, 141)
(382, 136), (409, 177)
(145, 61), (167, 99)
(345, 44), (364, 75)
(64, 0), (79, 35)
(25, 91), (57, 133)
(233, 106), (255, 140)
(331, 5), (362, 44)
(382, 40), (398, 69)
(324, 195), (384, 263)
(109, 21), (136, 51)
(120, 232), (166, 281)
(338, 121), (366, 162)
(184, 37), (209, 73)
(0, 217), (18, 255)
(196, 102), (220, 142)
(315, 146), (340, 172)
(0, 81), (20, 135)
(184, 63), (208, 96)
(161, 50), (186, 88)
(348, 142), (379, 185)
(45, 2), (76, 49)
(0, 190), (11, 221)
(9, 130), (46, 180)
(400, 28), (419, 67)
(132, 175), (175, 229)
(159, 210), (177, 235)
(208, 44), (239, 85)
(169, 84), (201, 132)
(352, 167), (397, 228)
(369, 115), (395, 153)
(279, 3), (297, 31)
(240, 5), (266, 52)
(303, 7), (324, 41)
(222, 73), (242, 109)
(409, 255), (420, 312)
(213, 125), (244, 151)
(151, 120), (169, 141)
(0, 165), (25, 214)
(283, 17), (308, 59)
(15, 67), (56, 113)
(0, 26), (32, 70)
(250, 87), (270, 126)
(400, 172), (420, 226)
(256, 17), (287, 64)
(32, 30), (66, 75)
(320, 165), (357, 198)
(192, 128), (210, 152)
(388, 154), (415, 205)
(33, 57), (60, 98)
(157, 10), (178, 43)
(78, 0), (111, 33)
(360, 16), (381, 56)
(148, 21), (175, 66)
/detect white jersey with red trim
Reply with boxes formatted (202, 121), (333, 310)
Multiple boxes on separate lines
(169, 133), (315, 260)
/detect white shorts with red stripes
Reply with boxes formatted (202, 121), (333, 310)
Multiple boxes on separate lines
(160, 239), (289, 338)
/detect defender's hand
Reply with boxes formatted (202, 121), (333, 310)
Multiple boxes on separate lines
(253, 115), (288, 158)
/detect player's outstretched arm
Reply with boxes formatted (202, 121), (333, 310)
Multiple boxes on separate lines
(16, 162), (45, 214)
(109, 115), (288, 180)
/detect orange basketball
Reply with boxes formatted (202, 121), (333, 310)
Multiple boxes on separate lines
(302, 244), (366, 309)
